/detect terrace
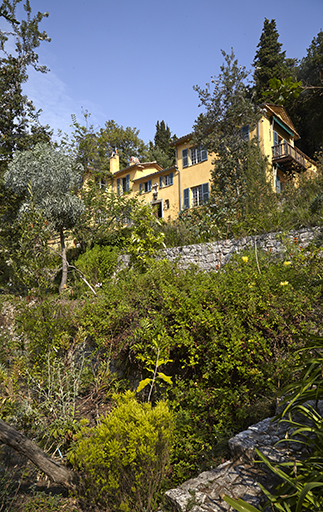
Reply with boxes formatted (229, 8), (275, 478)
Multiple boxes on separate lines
(272, 142), (309, 173)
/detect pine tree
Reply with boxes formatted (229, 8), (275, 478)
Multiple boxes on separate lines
(253, 18), (288, 101)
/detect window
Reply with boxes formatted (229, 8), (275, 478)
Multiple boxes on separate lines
(241, 125), (249, 141)
(192, 183), (209, 207)
(190, 147), (208, 165)
(182, 149), (189, 168)
(164, 172), (173, 187)
(139, 179), (152, 193)
(159, 176), (163, 188)
(117, 174), (130, 195)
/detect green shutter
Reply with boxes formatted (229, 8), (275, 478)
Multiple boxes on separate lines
(202, 183), (209, 203)
(182, 149), (188, 168)
(117, 178), (121, 195)
(184, 188), (190, 208)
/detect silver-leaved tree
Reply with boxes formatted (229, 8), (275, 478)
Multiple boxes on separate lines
(4, 143), (85, 292)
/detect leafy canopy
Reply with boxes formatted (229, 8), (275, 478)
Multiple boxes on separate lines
(5, 143), (84, 230)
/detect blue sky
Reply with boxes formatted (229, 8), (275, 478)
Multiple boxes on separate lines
(1, 0), (322, 145)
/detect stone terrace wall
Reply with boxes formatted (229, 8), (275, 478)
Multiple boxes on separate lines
(161, 227), (322, 271)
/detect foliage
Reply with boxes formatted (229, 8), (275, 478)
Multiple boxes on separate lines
(64, 111), (150, 174)
(23, 489), (73, 512)
(77, 245), (323, 482)
(262, 77), (303, 105)
(0, 0), (52, 289)
(161, 163), (323, 245)
(147, 120), (176, 168)
(135, 331), (173, 402)
(5, 143), (85, 292)
(253, 18), (289, 101)
(69, 391), (174, 512)
(97, 120), (148, 170)
(126, 202), (165, 270)
(74, 244), (119, 288)
(293, 30), (323, 157)
(193, 50), (269, 227)
(225, 332), (323, 511)
(72, 180), (140, 251)
(3, 191), (57, 294)
(5, 144), (84, 231)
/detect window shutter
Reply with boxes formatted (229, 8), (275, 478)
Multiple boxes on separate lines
(276, 175), (281, 193)
(117, 178), (121, 195)
(139, 183), (142, 194)
(182, 149), (188, 168)
(274, 131), (279, 146)
(201, 148), (208, 161)
(183, 188), (190, 209)
(159, 176), (163, 188)
(169, 172), (173, 185)
(126, 174), (130, 191)
(148, 180), (152, 192)
(190, 148), (196, 165)
(202, 182), (209, 203)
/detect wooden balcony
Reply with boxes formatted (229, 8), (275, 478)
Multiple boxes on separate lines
(272, 142), (308, 173)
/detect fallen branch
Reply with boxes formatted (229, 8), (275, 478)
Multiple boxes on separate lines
(0, 419), (79, 492)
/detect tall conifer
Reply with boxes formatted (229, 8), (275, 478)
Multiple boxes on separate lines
(253, 18), (288, 100)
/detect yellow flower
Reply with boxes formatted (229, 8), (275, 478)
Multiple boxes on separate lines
(242, 256), (248, 263)
(283, 261), (292, 266)
(280, 281), (289, 286)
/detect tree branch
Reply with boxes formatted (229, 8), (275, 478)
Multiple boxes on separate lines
(0, 419), (79, 492)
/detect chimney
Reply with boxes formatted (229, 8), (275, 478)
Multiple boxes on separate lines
(110, 149), (119, 174)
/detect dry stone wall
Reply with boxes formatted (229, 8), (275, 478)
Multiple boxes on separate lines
(161, 227), (321, 271)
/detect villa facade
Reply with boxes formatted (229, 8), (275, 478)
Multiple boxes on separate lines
(108, 104), (317, 221)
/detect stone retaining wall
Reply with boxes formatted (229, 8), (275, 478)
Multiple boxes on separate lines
(161, 227), (321, 271)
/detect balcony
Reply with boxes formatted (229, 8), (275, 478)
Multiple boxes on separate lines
(272, 142), (308, 173)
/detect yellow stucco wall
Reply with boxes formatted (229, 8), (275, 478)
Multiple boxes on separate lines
(135, 168), (180, 221)
(175, 138), (213, 209)
(104, 106), (317, 221)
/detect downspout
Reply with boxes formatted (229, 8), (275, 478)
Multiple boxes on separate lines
(178, 168), (181, 211)
(175, 145), (182, 211)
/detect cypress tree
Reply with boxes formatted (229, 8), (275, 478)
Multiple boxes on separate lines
(253, 18), (288, 101)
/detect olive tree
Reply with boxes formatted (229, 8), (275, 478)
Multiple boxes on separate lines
(4, 143), (85, 292)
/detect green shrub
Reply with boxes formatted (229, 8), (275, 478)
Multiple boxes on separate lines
(74, 244), (119, 287)
(69, 391), (174, 512)
(224, 334), (323, 512)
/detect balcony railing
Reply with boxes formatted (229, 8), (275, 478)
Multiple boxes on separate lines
(272, 142), (307, 173)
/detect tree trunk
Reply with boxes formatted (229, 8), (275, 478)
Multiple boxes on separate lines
(59, 226), (68, 293)
(0, 419), (79, 492)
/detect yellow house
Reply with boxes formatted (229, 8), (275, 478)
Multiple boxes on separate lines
(109, 151), (180, 221)
(255, 103), (317, 192)
(108, 104), (317, 220)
